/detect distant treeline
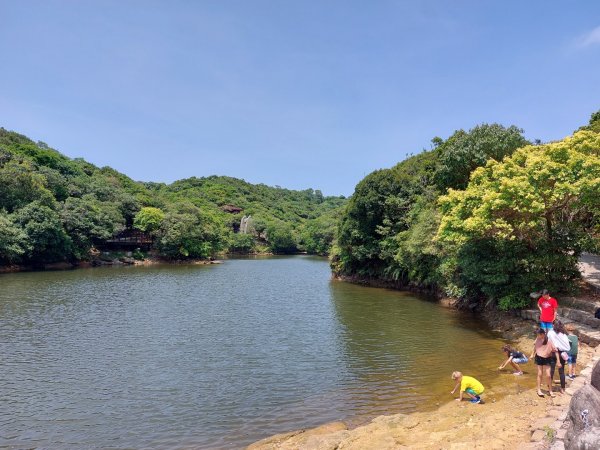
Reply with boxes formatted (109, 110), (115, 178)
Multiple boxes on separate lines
(332, 111), (600, 310)
(0, 128), (346, 266)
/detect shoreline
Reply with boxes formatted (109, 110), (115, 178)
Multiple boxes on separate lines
(0, 258), (224, 274)
(4, 257), (593, 448)
(0, 251), (327, 274)
(247, 310), (595, 450)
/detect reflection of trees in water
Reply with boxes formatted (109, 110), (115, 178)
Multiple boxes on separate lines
(328, 281), (508, 406)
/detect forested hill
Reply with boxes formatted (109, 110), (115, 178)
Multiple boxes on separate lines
(333, 111), (600, 310)
(0, 128), (346, 266)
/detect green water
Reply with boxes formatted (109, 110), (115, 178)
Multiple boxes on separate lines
(0, 256), (529, 449)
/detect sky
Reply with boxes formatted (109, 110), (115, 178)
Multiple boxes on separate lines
(1, 1), (599, 196)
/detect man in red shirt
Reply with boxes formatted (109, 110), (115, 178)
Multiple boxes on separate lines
(538, 289), (558, 330)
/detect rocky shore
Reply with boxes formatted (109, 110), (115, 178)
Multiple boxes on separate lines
(248, 314), (597, 450)
(0, 254), (224, 273)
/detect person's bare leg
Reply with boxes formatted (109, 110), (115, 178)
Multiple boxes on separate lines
(536, 365), (543, 396)
(558, 357), (566, 393)
(510, 360), (522, 373)
(545, 366), (555, 397)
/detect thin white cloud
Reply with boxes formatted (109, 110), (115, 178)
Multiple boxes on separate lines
(576, 25), (600, 48)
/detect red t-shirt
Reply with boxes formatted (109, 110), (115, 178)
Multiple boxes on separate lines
(538, 296), (558, 322)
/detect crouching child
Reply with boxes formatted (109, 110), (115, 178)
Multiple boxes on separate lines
(451, 371), (484, 404)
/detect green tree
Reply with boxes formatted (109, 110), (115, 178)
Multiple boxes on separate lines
(61, 195), (125, 259)
(12, 201), (72, 263)
(437, 130), (600, 309)
(133, 207), (165, 234)
(578, 109), (600, 133)
(157, 208), (229, 259)
(0, 210), (28, 263)
(334, 151), (437, 277)
(266, 222), (296, 253)
(229, 232), (255, 253)
(388, 200), (442, 287)
(0, 159), (54, 212)
(435, 124), (529, 191)
(299, 214), (338, 255)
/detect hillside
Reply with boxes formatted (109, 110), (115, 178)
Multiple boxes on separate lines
(333, 111), (600, 310)
(0, 128), (346, 266)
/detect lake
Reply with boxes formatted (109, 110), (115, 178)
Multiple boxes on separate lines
(0, 256), (519, 449)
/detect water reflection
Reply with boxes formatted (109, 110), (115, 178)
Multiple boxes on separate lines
(329, 280), (520, 420)
(0, 258), (526, 449)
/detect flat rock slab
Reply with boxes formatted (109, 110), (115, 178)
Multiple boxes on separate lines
(530, 429), (546, 442)
(579, 253), (600, 292)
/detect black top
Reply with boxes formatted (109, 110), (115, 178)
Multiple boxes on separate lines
(510, 350), (525, 359)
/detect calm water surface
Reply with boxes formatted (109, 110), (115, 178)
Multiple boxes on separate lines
(0, 256), (524, 449)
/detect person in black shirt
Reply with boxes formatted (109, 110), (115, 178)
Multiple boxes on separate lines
(498, 344), (528, 375)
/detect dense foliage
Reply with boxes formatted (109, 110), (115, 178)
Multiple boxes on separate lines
(438, 130), (600, 309)
(333, 114), (600, 309)
(0, 128), (346, 266)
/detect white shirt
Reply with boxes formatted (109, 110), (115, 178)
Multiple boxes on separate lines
(547, 330), (570, 352)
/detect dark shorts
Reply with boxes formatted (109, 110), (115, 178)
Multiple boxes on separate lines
(568, 354), (578, 364)
(535, 354), (554, 366)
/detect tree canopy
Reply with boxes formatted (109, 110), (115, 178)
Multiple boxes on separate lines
(0, 127), (346, 265)
(333, 112), (600, 309)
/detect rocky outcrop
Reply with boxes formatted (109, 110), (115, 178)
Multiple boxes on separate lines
(564, 385), (600, 449)
(544, 350), (600, 450)
(592, 360), (600, 390)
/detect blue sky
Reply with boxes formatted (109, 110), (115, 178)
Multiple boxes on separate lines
(1, 1), (599, 196)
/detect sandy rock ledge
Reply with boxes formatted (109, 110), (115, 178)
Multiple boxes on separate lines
(248, 344), (599, 450)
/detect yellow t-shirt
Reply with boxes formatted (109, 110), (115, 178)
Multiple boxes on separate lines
(460, 376), (484, 395)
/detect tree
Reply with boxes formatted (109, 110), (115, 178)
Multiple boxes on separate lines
(388, 200), (442, 287)
(61, 195), (125, 259)
(133, 207), (165, 234)
(437, 130), (600, 309)
(578, 109), (600, 133)
(12, 201), (72, 263)
(435, 124), (529, 191)
(0, 159), (54, 212)
(299, 214), (338, 255)
(156, 208), (229, 259)
(334, 151), (438, 277)
(0, 210), (27, 263)
(266, 222), (296, 253)
(229, 232), (255, 253)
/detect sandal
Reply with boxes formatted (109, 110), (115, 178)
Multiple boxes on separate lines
(549, 392), (556, 398)
(537, 391), (545, 397)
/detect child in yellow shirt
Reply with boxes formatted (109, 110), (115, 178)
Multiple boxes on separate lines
(451, 371), (484, 404)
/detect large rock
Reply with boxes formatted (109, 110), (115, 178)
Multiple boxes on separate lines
(565, 384), (600, 449)
(247, 421), (348, 450)
(591, 360), (600, 391)
(565, 426), (600, 450)
(561, 308), (600, 329)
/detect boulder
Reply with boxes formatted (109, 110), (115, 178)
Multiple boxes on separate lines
(565, 426), (600, 450)
(564, 384), (600, 450)
(591, 360), (600, 391)
(247, 422), (347, 450)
